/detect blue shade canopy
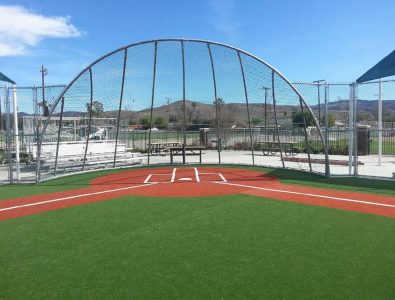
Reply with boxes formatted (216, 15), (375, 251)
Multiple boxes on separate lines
(0, 72), (16, 84)
(357, 50), (395, 83)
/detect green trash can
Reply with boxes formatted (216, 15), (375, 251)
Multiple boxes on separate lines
(357, 125), (371, 156)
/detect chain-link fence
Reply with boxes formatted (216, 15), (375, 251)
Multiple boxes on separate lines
(295, 80), (395, 178)
(0, 85), (66, 183)
(1, 39), (394, 184)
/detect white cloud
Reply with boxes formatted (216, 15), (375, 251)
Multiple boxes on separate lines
(207, 0), (242, 43)
(0, 5), (81, 56)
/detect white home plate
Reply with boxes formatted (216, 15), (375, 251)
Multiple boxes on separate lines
(178, 178), (193, 181)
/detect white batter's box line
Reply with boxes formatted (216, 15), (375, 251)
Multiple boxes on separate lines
(144, 173), (172, 184)
(196, 172), (227, 183)
(144, 171), (227, 184)
(198, 172), (227, 182)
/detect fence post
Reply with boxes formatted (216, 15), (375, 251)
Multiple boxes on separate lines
(147, 41), (158, 165)
(352, 83), (358, 176)
(113, 48), (128, 168)
(348, 84), (354, 175)
(5, 87), (13, 183)
(378, 79), (382, 166)
(324, 84), (329, 176)
(207, 43), (221, 164)
(271, 71), (285, 168)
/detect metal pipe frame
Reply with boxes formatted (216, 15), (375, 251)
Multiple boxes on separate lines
(181, 40), (187, 164)
(5, 87), (12, 182)
(324, 84), (330, 176)
(298, 95), (312, 172)
(39, 39), (326, 177)
(147, 42), (158, 165)
(354, 84), (359, 175)
(54, 96), (65, 175)
(237, 51), (255, 165)
(82, 68), (93, 171)
(207, 43), (221, 164)
(348, 84), (354, 175)
(33, 87), (40, 182)
(113, 48), (128, 167)
(271, 71), (285, 168)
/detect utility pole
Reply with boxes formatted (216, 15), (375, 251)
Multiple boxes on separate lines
(313, 79), (325, 125)
(262, 86), (270, 128)
(165, 97), (172, 124)
(40, 65), (48, 111)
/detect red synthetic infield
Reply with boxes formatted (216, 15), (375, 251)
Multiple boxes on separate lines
(1, 166), (395, 221)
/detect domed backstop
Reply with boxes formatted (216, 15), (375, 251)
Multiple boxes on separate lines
(38, 39), (327, 181)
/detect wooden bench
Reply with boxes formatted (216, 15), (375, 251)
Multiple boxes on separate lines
(259, 141), (298, 156)
(169, 146), (205, 164)
(148, 142), (181, 156)
(283, 157), (364, 166)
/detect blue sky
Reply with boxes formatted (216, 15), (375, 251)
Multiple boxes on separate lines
(1, 0), (394, 87)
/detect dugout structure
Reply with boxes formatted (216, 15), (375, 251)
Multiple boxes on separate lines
(37, 39), (326, 181)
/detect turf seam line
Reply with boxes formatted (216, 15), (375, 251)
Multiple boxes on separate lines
(0, 183), (158, 212)
(214, 182), (395, 208)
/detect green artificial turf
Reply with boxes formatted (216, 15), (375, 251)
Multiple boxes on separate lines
(1, 194), (394, 299)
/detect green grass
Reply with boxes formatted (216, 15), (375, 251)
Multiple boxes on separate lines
(370, 139), (395, 155)
(1, 194), (394, 299)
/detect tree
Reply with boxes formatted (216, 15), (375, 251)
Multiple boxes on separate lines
(153, 116), (167, 129)
(86, 101), (104, 117)
(251, 117), (263, 125)
(320, 113), (336, 127)
(139, 115), (167, 129)
(291, 111), (315, 128)
(139, 115), (151, 128)
(357, 112), (372, 122)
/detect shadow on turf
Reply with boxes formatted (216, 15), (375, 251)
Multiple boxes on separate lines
(265, 168), (395, 194)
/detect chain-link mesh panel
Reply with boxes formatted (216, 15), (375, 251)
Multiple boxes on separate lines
(121, 43), (155, 156)
(240, 53), (273, 167)
(40, 71), (92, 179)
(208, 44), (250, 165)
(326, 84), (354, 175)
(85, 50), (124, 169)
(184, 41), (218, 164)
(356, 81), (395, 178)
(0, 86), (65, 183)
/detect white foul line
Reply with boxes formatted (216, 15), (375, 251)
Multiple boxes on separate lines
(171, 168), (177, 183)
(214, 181), (395, 209)
(194, 167), (200, 182)
(0, 182), (157, 212)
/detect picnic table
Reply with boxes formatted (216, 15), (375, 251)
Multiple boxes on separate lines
(258, 141), (298, 156)
(169, 146), (206, 164)
(148, 142), (181, 155)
